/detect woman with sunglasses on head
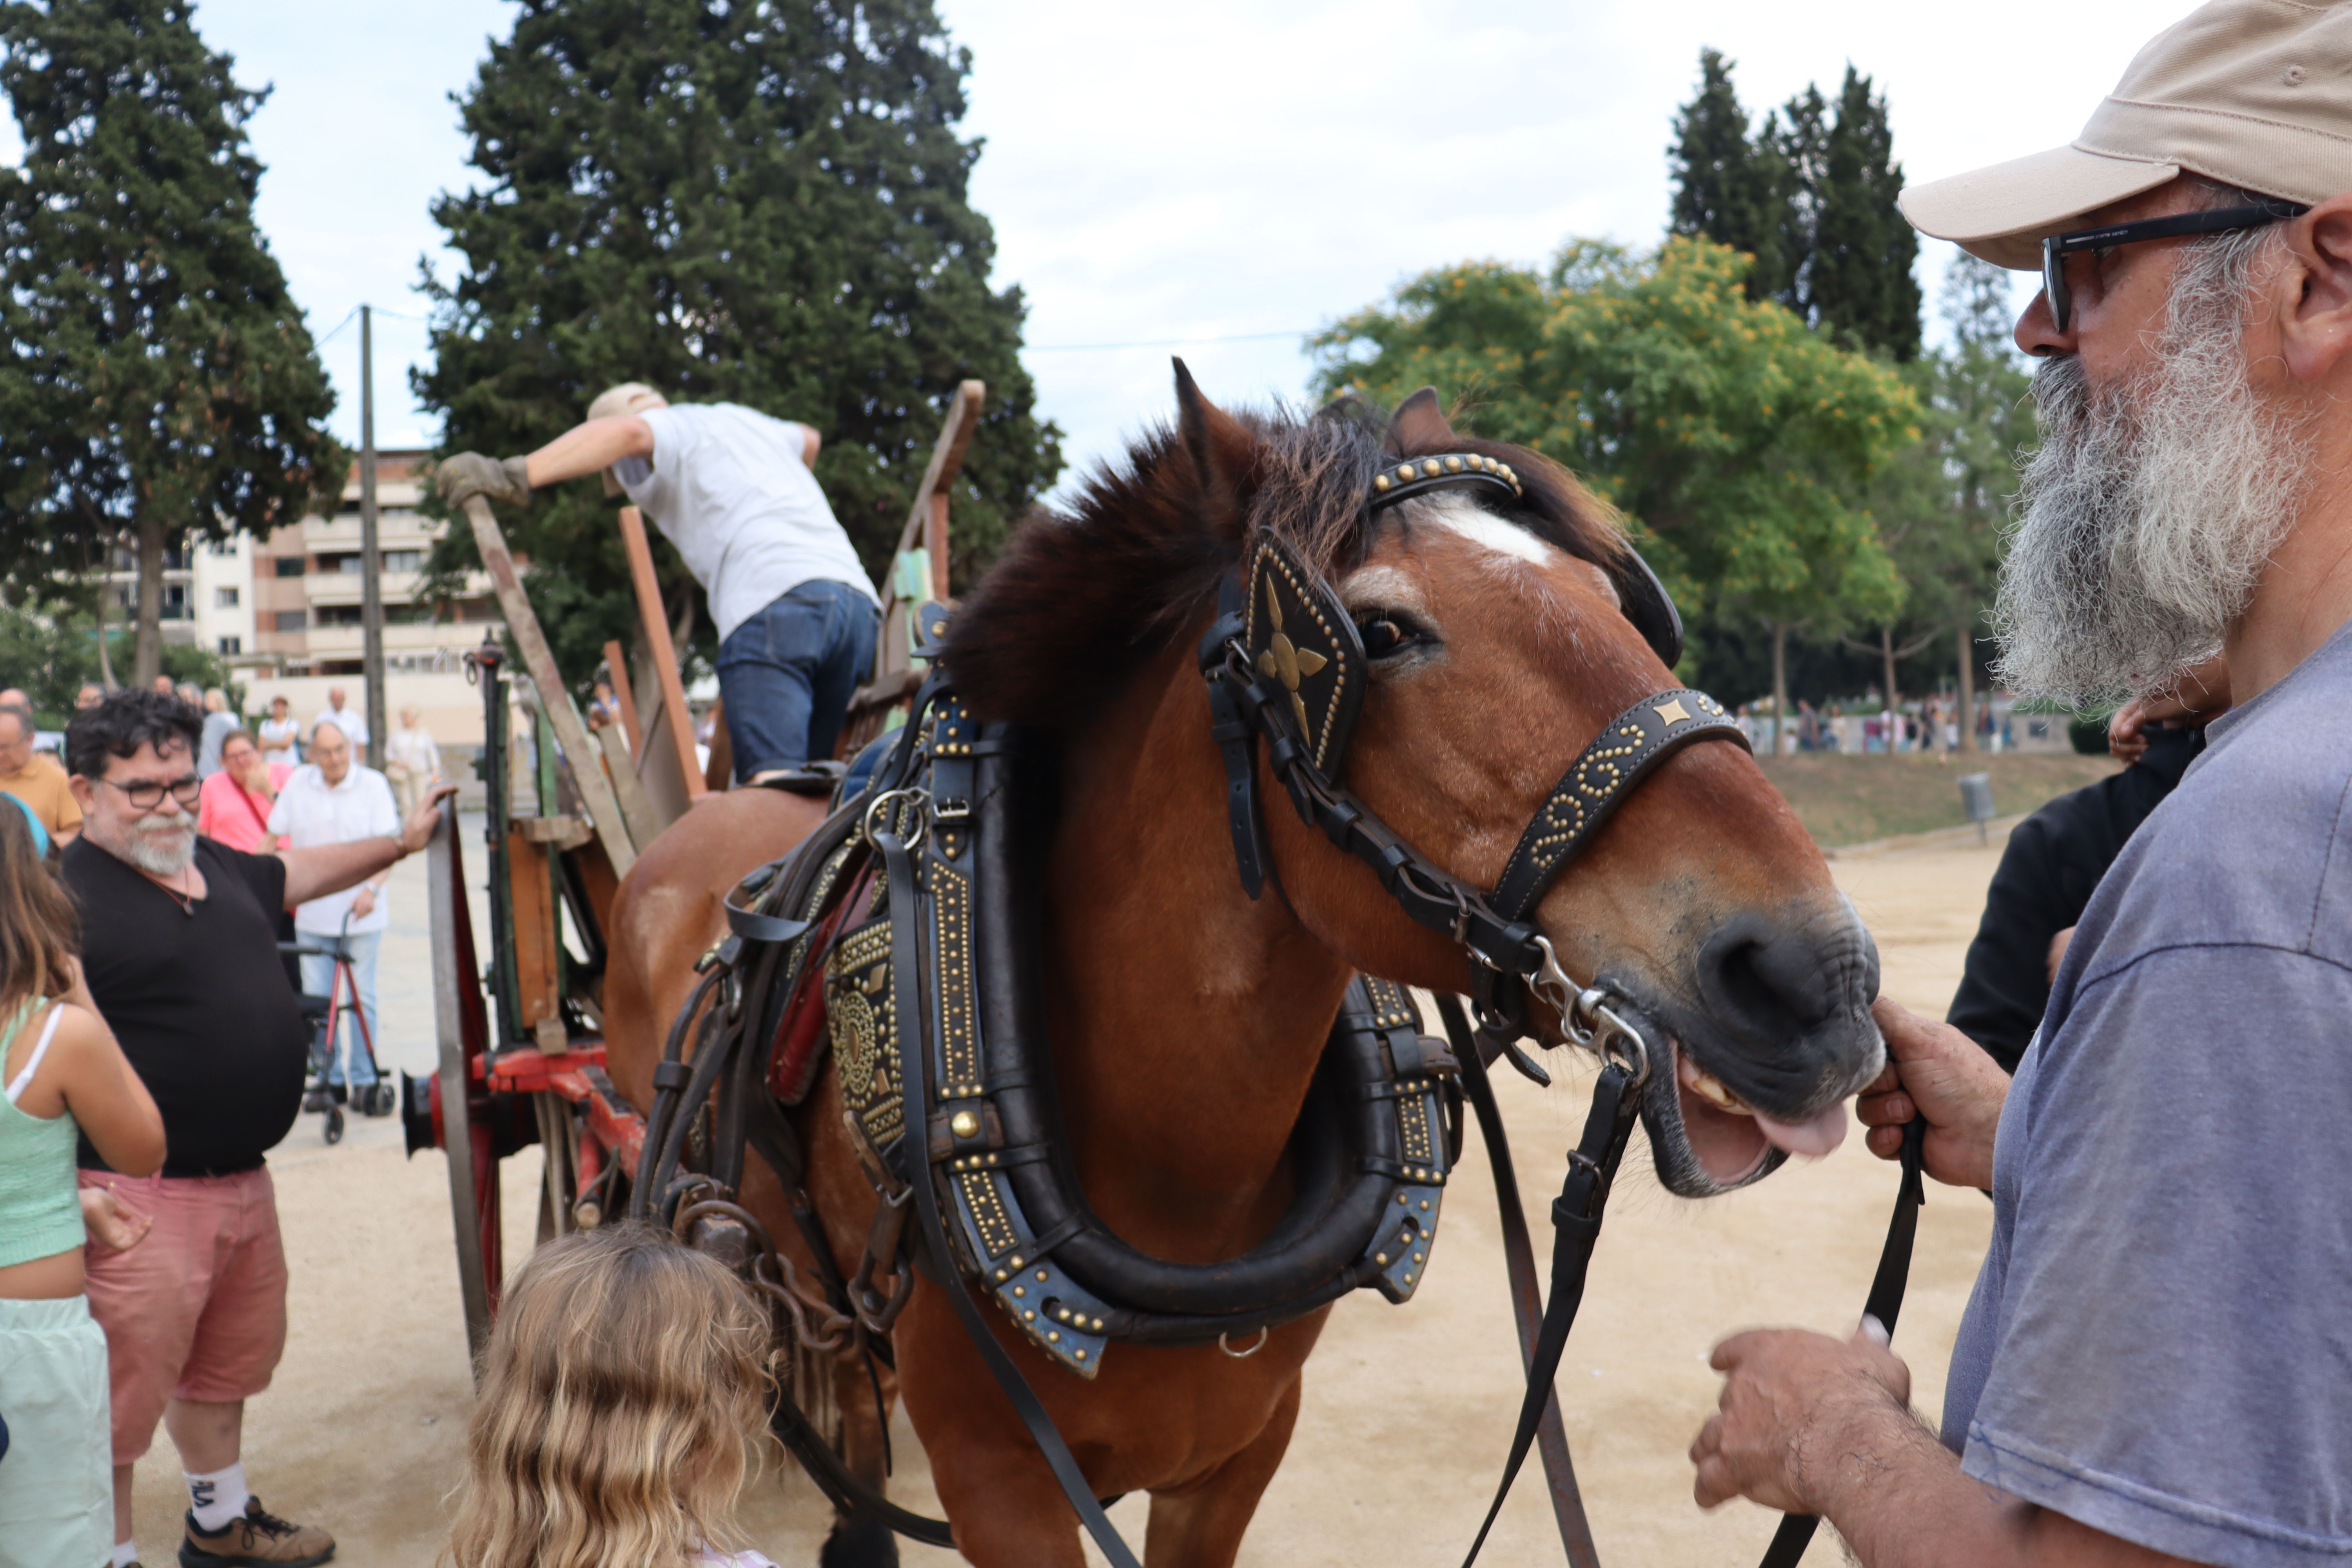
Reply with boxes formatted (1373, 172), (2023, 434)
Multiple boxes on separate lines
(0, 789), (166, 1568)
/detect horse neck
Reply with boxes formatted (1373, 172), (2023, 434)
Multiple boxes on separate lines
(1037, 640), (1356, 1263)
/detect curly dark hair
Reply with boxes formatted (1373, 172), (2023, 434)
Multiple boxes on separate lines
(65, 688), (203, 780)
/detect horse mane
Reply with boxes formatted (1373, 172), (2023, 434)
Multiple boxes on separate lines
(942, 385), (1630, 732)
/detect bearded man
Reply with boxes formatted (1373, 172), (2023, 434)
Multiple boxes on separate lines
(1688, 4), (2352, 1565)
(62, 689), (451, 1568)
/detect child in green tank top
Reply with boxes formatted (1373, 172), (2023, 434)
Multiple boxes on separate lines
(0, 802), (163, 1568)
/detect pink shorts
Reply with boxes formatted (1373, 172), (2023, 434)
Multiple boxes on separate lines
(78, 1168), (288, 1464)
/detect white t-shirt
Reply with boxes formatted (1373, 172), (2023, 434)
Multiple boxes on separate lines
(314, 704), (370, 748)
(613, 403), (879, 645)
(257, 714), (301, 765)
(268, 764), (400, 934)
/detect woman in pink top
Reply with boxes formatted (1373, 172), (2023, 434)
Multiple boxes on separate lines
(194, 730), (289, 853)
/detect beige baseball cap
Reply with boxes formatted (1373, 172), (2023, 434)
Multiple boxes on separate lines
(1903, 0), (2352, 269)
(585, 382), (668, 497)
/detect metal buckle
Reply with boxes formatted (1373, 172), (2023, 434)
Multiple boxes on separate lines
(1528, 935), (1650, 1090)
(862, 787), (931, 846)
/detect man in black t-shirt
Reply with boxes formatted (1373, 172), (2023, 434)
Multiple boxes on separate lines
(1946, 660), (2229, 1071)
(63, 690), (451, 1568)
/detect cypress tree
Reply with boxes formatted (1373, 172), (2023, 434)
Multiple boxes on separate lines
(0, 0), (341, 684)
(417, 0), (1063, 685)
(1809, 66), (1921, 360)
(1764, 85), (1829, 324)
(1667, 49), (1786, 302)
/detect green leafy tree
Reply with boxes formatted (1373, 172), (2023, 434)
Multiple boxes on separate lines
(416, 0), (1062, 687)
(1855, 254), (2031, 746)
(1312, 236), (1917, 749)
(0, 0), (342, 686)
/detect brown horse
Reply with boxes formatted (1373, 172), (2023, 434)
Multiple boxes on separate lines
(603, 372), (1881, 1566)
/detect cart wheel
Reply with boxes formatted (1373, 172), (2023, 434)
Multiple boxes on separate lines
(325, 1105), (345, 1144)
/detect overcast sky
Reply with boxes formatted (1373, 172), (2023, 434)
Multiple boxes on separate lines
(1, 0), (2182, 481)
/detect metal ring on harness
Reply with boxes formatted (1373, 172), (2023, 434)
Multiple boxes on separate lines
(1218, 1326), (1270, 1359)
(862, 786), (929, 847)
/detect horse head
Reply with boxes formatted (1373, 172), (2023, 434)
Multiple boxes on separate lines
(946, 365), (1881, 1198)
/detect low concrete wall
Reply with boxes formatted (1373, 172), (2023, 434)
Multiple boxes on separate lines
(235, 671), (500, 749)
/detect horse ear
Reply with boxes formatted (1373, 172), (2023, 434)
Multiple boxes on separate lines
(1390, 386), (1455, 453)
(1171, 358), (1254, 542)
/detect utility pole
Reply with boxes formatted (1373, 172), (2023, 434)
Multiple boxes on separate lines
(360, 303), (386, 770)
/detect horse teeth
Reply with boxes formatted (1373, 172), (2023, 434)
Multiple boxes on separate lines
(1686, 1069), (1753, 1116)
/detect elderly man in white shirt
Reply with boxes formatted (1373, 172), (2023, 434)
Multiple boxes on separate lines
(437, 384), (881, 784)
(312, 685), (369, 751)
(268, 719), (398, 1107)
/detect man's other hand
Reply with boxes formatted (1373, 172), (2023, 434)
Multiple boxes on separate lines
(1859, 998), (2009, 1190)
(2109, 651), (2231, 762)
(351, 886), (377, 920)
(1691, 1320), (1912, 1514)
(435, 453), (530, 510)
(400, 783), (461, 857)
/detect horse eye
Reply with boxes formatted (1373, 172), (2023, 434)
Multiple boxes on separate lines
(1357, 614), (1416, 658)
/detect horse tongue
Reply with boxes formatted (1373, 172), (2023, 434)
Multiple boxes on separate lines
(1752, 1100), (1848, 1160)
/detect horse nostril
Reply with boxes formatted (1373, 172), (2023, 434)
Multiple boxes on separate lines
(1695, 916), (1840, 1047)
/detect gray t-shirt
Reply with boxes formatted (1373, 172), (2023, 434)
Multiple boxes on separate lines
(1942, 621), (2352, 1567)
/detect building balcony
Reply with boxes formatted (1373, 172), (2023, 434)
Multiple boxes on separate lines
(299, 621), (500, 658)
(303, 569), (490, 606)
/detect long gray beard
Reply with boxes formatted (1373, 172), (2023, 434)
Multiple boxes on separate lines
(122, 810), (196, 877)
(1993, 246), (2313, 707)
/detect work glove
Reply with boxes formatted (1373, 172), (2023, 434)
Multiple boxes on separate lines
(436, 452), (531, 510)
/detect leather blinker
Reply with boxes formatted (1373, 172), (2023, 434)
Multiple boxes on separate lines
(1243, 532), (1367, 780)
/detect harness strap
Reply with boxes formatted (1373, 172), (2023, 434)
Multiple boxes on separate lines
(1439, 996), (1599, 1568)
(1756, 1117), (1926, 1568)
(875, 822), (1145, 1568)
(1461, 1047), (1642, 1568)
(1486, 690), (1746, 922)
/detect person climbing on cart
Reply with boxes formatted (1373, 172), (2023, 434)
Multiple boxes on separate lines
(437, 385), (881, 785)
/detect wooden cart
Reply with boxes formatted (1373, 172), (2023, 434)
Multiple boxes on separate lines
(402, 387), (985, 1361)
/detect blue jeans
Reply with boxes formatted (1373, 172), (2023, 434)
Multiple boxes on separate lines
(715, 580), (880, 780)
(301, 930), (381, 1089)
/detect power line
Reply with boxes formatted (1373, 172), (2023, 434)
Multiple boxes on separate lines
(311, 306), (359, 347)
(1024, 328), (1313, 353)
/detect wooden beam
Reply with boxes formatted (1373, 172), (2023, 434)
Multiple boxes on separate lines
(617, 505), (706, 799)
(461, 496), (638, 878)
(603, 637), (642, 754)
(893, 379), (986, 561)
(836, 382), (985, 755)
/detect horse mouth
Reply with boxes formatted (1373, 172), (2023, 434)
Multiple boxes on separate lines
(1641, 1036), (1851, 1194)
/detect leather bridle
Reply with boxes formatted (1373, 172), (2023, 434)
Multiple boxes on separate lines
(1198, 454), (1751, 1057)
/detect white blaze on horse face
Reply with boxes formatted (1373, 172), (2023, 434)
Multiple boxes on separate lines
(1417, 491), (1555, 568)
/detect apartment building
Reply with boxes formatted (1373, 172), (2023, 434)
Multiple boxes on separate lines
(250, 448), (500, 677)
(99, 533), (254, 659)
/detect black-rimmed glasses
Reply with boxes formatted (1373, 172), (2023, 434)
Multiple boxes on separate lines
(97, 774), (202, 812)
(2043, 199), (2308, 333)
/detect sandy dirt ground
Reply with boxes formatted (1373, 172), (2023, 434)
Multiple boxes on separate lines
(117, 821), (2006, 1566)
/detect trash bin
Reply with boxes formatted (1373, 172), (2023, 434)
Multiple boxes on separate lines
(1958, 771), (1996, 842)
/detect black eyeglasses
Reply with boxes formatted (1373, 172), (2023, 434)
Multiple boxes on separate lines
(2042, 198), (2309, 334)
(97, 774), (202, 812)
